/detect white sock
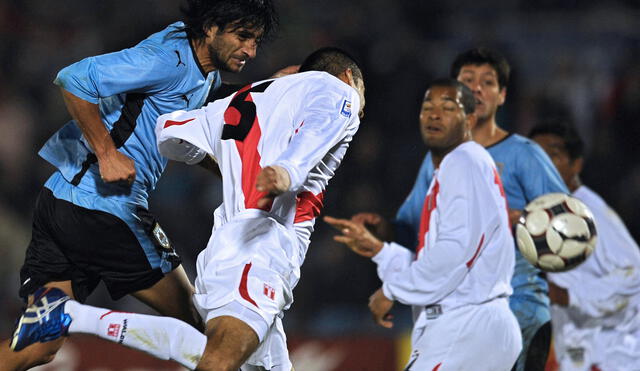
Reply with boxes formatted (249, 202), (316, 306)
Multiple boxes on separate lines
(65, 300), (207, 369)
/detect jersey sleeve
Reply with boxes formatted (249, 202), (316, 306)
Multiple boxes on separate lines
(379, 152), (497, 305)
(270, 78), (360, 191)
(393, 152), (433, 248)
(155, 106), (218, 164)
(55, 41), (179, 104)
(516, 141), (568, 201)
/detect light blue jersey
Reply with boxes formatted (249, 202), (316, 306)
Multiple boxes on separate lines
(40, 22), (221, 209)
(394, 133), (568, 369)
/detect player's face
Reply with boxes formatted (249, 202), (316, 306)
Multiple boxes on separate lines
(532, 133), (581, 187)
(419, 86), (469, 151)
(456, 64), (505, 122)
(206, 25), (262, 73)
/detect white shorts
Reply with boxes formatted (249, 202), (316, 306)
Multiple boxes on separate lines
(407, 298), (522, 371)
(193, 212), (299, 341)
(242, 315), (292, 371)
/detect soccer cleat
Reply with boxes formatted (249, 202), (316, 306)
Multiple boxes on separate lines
(10, 287), (72, 351)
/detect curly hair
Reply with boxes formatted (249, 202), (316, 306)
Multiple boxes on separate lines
(180, 0), (278, 43)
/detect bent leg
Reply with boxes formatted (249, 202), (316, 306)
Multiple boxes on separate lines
(197, 316), (260, 371)
(132, 265), (204, 331)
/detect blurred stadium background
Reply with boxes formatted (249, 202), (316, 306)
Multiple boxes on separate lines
(1, 0), (639, 369)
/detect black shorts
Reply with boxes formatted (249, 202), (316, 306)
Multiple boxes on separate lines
(19, 187), (181, 302)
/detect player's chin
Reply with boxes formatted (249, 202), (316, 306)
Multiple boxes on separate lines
(224, 60), (246, 73)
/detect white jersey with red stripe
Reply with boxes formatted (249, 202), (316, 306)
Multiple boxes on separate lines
(373, 141), (520, 370)
(154, 71), (360, 369)
(373, 141), (515, 320)
(156, 70), (360, 243)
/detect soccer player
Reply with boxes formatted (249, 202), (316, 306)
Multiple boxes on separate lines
(10, 47), (365, 371)
(351, 48), (567, 371)
(326, 79), (521, 370)
(3, 1), (278, 370)
(530, 121), (640, 371)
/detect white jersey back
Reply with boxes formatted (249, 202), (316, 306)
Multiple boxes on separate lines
(156, 71), (360, 248)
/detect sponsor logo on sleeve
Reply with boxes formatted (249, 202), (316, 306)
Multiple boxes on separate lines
(340, 99), (352, 118)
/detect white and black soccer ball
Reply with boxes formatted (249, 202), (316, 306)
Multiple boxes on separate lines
(515, 193), (597, 272)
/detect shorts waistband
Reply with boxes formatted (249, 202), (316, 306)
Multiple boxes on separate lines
(423, 294), (508, 320)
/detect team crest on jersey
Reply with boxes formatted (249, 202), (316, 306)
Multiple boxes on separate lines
(153, 223), (171, 250)
(340, 99), (352, 118)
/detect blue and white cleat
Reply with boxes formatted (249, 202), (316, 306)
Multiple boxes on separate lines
(10, 287), (72, 351)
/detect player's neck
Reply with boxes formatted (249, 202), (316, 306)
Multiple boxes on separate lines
(472, 116), (508, 147)
(191, 38), (217, 74)
(568, 176), (582, 193)
(431, 139), (470, 169)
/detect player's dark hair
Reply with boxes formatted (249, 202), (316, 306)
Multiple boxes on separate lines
(180, 0), (278, 43)
(528, 119), (584, 160)
(299, 47), (363, 84)
(450, 47), (511, 89)
(426, 78), (476, 115)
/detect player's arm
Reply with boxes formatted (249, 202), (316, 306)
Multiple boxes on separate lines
(519, 142), (569, 199)
(155, 107), (218, 165)
(378, 155), (492, 306)
(59, 88), (135, 183)
(273, 80), (360, 191)
(55, 42), (179, 183)
(259, 79), (360, 199)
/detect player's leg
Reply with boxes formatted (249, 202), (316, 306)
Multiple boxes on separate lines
(196, 315), (261, 371)
(0, 282), (74, 371)
(131, 264), (204, 331)
(99, 205), (204, 330)
(509, 294), (552, 371)
(408, 299), (521, 371)
(1, 184), (91, 371)
(9, 287), (208, 369)
(524, 321), (552, 371)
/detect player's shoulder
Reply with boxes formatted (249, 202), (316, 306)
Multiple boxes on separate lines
(443, 141), (492, 172)
(490, 133), (535, 153)
(574, 186), (608, 212)
(135, 22), (187, 56)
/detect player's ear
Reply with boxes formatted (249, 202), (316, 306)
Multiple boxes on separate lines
(337, 68), (355, 87)
(497, 87), (507, 106)
(204, 24), (220, 42)
(571, 157), (584, 175)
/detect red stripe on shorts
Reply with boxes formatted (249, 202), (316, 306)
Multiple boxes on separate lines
(433, 363), (442, 371)
(239, 263), (258, 308)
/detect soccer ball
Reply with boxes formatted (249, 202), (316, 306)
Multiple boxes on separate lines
(515, 193), (597, 272)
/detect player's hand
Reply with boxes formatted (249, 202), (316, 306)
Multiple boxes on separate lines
(270, 65), (300, 78)
(548, 281), (569, 307)
(369, 288), (394, 328)
(324, 216), (384, 258)
(256, 166), (291, 209)
(509, 209), (523, 226)
(351, 212), (393, 240)
(97, 149), (136, 185)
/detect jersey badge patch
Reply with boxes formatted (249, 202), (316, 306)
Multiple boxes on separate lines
(340, 99), (352, 118)
(153, 223), (171, 250)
